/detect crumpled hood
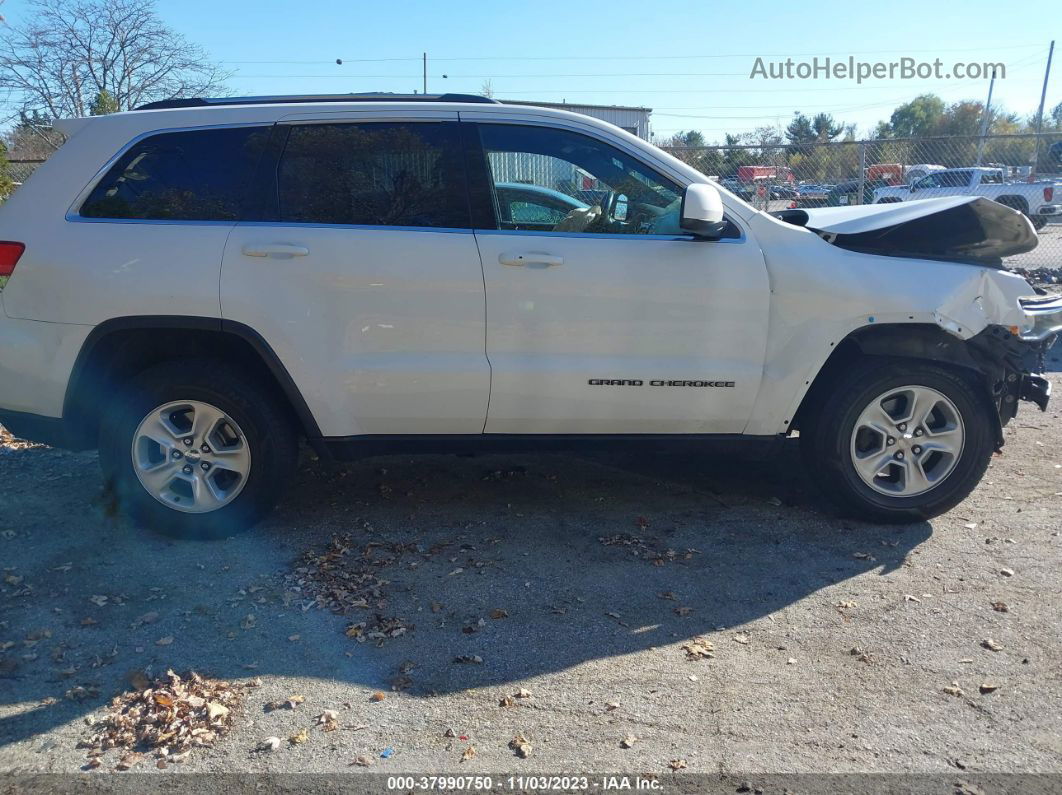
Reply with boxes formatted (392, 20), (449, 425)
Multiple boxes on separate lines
(774, 195), (1038, 264)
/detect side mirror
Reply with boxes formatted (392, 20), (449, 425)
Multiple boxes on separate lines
(681, 183), (727, 239)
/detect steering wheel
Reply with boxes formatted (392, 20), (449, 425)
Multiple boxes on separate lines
(594, 190), (617, 231)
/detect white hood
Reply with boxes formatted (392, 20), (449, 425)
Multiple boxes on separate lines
(775, 196), (1038, 263)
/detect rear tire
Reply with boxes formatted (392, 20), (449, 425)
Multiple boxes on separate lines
(801, 358), (995, 522)
(98, 359), (298, 539)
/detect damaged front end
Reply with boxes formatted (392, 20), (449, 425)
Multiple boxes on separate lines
(775, 195), (1038, 265)
(966, 325), (1052, 435)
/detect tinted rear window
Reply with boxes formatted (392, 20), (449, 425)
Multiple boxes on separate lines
(274, 122), (469, 228)
(80, 127), (270, 221)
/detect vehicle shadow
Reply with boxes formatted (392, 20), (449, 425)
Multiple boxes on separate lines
(0, 436), (931, 749)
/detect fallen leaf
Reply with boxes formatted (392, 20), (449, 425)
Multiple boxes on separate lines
(605, 701), (619, 711)
(453, 655), (483, 664)
(289, 728), (309, 745)
(904, 594), (922, 603)
(352, 754), (373, 767)
(371, 691), (386, 702)
(620, 734), (637, 748)
(240, 614), (256, 630)
(499, 695), (516, 707)
(116, 752), (142, 771)
(509, 732), (532, 758)
(257, 736), (281, 752)
(991, 601), (1009, 613)
(133, 611), (159, 627)
(489, 608), (509, 619)
(207, 702), (229, 721)
(288, 634), (300, 642)
(316, 709), (339, 731)
(155, 636), (173, 646)
(943, 683), (964, 697)
(1000, 568), (1014, 577)
(982, 638), (1003, 652)
(732, 633), (750, 645)
(668, 759), (687, 770)
(979, 682), (1000, 694)
(836, 600), (858, 609)
(658, 591), (678, 601)
(681, 637), (715, 660)
(461, 745), (477, 762)
(89, 595), (108, 607)
(674, 606), (692, 617)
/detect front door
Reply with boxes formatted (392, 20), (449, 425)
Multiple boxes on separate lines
(468, 121), (770, 435)
(221, 116), (490, 438)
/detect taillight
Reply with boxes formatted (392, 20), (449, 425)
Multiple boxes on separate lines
(1046, 186), (1054, 202)
(0, 242), (24, 277)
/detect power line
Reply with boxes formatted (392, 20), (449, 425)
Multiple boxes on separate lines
(218, 43), (1045, 65)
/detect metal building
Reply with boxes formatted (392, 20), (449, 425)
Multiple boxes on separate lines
(503, 101), (653, 140)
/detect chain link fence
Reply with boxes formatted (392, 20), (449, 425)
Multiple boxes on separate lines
(661, 133), (1062, 280)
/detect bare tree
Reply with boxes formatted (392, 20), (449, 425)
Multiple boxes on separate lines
(0, 0), (229, 120)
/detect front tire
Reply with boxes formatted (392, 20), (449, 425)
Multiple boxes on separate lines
(801, 358), (995, 522)
(98, 359), (298, 539)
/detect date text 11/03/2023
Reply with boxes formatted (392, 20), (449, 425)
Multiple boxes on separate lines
(385, 775), (664, 790)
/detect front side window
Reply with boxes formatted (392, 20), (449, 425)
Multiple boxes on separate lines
(80, 127), (269, 221)
(477, 124), (684, 236)
(275, 122), (469, 228)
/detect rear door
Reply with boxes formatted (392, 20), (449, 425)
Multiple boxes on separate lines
(221, 112), (489, 438)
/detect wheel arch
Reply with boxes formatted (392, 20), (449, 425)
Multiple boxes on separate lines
(63, 316), (322, 450)
(792, 322), (1003, 444)
(995, 194), (1030, 214)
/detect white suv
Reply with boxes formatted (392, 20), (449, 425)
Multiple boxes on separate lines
(1, 93), (1059, 537)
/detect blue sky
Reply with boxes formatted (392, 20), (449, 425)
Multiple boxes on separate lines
(5, 0), (1059, 140)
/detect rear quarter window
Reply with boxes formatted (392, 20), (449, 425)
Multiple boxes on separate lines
(80, 127), (270, 221)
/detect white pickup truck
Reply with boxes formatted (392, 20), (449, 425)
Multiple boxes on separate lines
(873, 167), (1061, 230)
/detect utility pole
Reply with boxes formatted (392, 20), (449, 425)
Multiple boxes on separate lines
(423, 52), (428, 95)
(1031, 40), (1055, 180)
(975, 67), (997, 166)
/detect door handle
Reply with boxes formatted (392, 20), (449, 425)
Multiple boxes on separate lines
(499, 251), (563, 268)
(242, 243), (309, 258)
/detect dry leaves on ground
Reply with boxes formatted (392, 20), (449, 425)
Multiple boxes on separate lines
(681, 637), (715, 660)
(265, 694), (304, 712)
(598, 534), (699, 566)
(509, 732), (533, 758)
(79, 670), (248, 770)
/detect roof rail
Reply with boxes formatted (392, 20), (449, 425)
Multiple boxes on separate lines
(135, 92), (501, 111)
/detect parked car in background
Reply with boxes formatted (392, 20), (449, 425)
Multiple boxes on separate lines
(719, 177), (754, 202)
(794, 184), (830, 208)
(826, 179), (891, 207)
(872, 167), (1061, 229)
(770, 184), (798, 199)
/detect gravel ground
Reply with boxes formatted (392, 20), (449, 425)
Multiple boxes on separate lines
(1, 357), (1061, 790)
